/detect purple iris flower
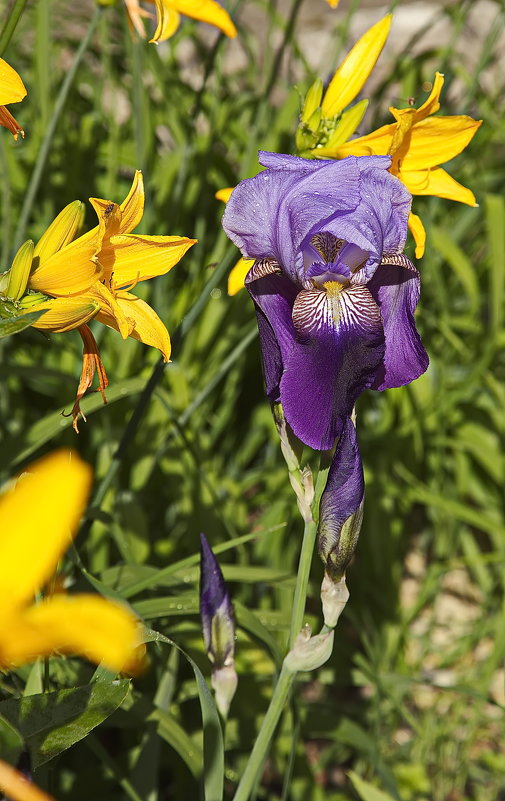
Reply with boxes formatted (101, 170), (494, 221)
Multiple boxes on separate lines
(223, 152), (428, 450)
(222, 152), (428, 577)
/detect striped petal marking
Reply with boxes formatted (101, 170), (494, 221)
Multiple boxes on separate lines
(293, 281), (381, 339)
(245, 258), (281, 284)
(311, 232), (346, 262)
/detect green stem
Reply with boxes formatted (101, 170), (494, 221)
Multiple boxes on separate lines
(0, 0), (27, 57)
(12, 6), (101, 252)
(288, 518), (318, 647)
(232, 666), (295, 801)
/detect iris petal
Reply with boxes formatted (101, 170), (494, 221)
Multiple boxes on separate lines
(281, 284), (384, 450)
(247, 273), (298, 401)
(368, 254), (428, 389)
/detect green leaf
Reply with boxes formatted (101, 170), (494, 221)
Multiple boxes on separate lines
(234, 602), (283, 669)
(485, 194), (505, 334)
(0, 309), (46, 338)
(143, 628), (224, 801)
(0, 714), (24, 764)
(431, 227), (479, 311)
(0, 680), (130, 767)
(349, 771), (397, 801)
(151, 708), (202, 778)
(2, 376), (146, 468)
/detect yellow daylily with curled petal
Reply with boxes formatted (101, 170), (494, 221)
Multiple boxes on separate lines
(0, 58), (26, 138)
(6, 171), (196, 429)
(323, 73), (482, 257)
(123, 0), (237, 43)
(0, 451), (142, 673)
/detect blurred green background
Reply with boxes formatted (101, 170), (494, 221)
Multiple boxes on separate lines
(0, 0), (504, 798)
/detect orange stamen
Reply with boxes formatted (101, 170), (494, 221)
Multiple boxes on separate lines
(64, 325), (109, 433)
(0, 105), (24, 139)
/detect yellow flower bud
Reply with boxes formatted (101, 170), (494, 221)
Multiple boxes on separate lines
(34, 200), (85, 262)
(6, 240), (34, 301)
(301, 78), (323, 124)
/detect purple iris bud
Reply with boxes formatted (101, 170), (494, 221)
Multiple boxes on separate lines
(318, 417), (364, 583)
(222, 152), (429, 453)
(199, 533), (237, 717)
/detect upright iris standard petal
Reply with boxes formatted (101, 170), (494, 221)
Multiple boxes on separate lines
(318, 417), (364, 582)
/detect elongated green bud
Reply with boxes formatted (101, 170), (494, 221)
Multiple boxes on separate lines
(6, 240), (34, 301)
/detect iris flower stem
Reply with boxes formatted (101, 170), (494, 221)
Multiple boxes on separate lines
(0, 0), (28, 57)
(232, 665), (295, 801)
(12, 5), (102, 253)
(288, 517), (318, 647)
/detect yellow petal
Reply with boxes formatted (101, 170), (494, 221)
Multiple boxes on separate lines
(88, 171), (145, 236)
(408, 212), (426, 259)
(328, 122), (395, 158)
(171, 0), (237, 38)
(0, 58), (27, 105)
(33, 201), (85, 262)
(29, 230), (102, 296)
(321, 15), (391, 117)
(87, 281), (131, 339)
(150, 0), (180, 41)
(398, 115), (483, 171)
(215, 187), (235, 204)
(105, 234), (197, 288)
(97, 292), (171, 361)
(326, 0), (340, 6)
(0, 451), (91, 609)
(228, 257), (254, 296)
(5, 595), (142, 673)
(316, 98), (369, 153)
(401, 167), (478, 207)
(0, 759), (54, 801)
(25, 297), (100, 332)
(7, 240), (34, 301)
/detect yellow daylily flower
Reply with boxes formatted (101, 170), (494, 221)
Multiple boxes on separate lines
(0, 451), (142, 673)
(0, 57), (26, 138)
(321, 15), (391, 117)
(296, 16), (391, 155)
(0, 759), (54, 801)
(12, 171), (196, 430)
(325, 73), (482, 257)
(326, 0), (340, 7)
(123, 0), (237, 43)
(228, 257), (254, 296)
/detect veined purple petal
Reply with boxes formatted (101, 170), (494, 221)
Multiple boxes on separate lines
(247, 272), (298, 401)
(318, 417), (364, 581)
(324, 168), (412, 279)
(368, 255), (429, 389)
(280, 284), (385, 450)
(199, 533), (235, 669)
(223, 156), (362, 282)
